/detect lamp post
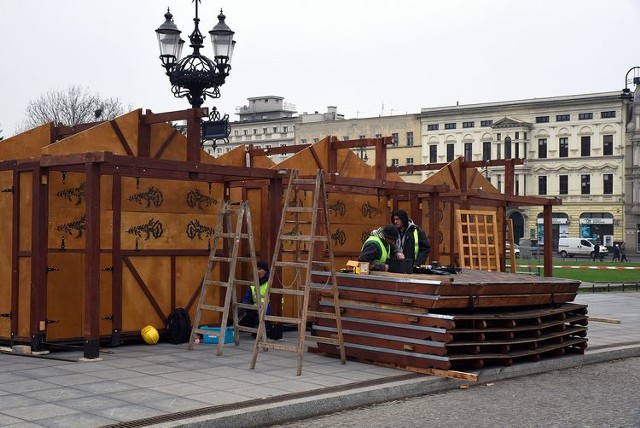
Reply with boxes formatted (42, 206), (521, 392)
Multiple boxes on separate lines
(156, 2), (235, 108)
(155, 1), (235, 161)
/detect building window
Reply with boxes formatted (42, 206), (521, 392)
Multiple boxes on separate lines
(579, 113), (593, 120)
(342, 136), (349, 141)
(515, 132), (520, 139)
(505, 136), (512, 159)
(482, 141), (491, 161)
(536, 116), (549, 123)
(559, 137), (569, 158)
(427, 124), (439, 131)
(581, 174), (590, 195)
(265, 144), (272, 149)
(263, 127), (268, 134)
(601, 111), (616, 119)
(603, 174), (613, 194)
(243, 129), (249, 136)
(538, 176), (547, 195)
(406, 132), (414, 146)
(373, 133), (381, 138)
(556, 114), (570, 122)
(359, 134), (365, 140)
(253, 129), (259, 135)
(313, 138), (319, 143)
(391, 133), (399, 146)
(446, 143), (455, 162)
(538, 138), (547, 159)
(300, 139), (307, 144)
(496, 133), (501, 141)
(559, 175), (568, 195)
(464, 142), (473, 161)
(429, 145), (438, 163)
(581, 136), (591, 157)
(234, 130), (239, 136)
(480, 120), (493, 127)
(463, 121), (474, 129)
(272, 127), (278, 133)
(283, 126), (288, 133)
(603, 135), (613, 156)
(391, 158), (399, 167)
(406, 158), (414, 174)
(444, 123), (456, 130)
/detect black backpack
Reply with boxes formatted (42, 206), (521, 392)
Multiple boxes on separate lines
(166, 308), (191, 344)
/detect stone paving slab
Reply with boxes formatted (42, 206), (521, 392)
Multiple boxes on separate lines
(0, 292), (638, 427)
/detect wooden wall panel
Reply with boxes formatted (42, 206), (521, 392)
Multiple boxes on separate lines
(17, 258), (31, 339)
(121, 178), (223, 214)
(19, 172), (33, 252)
(0, 123), (52, 159)
(45, 253), (83, 340)
(121, 256), (171, 332)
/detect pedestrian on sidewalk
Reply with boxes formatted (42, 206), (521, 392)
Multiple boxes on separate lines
(612, 244), (621, 262)
(620, 242), (629, 262)
(592, 241), (601, 262)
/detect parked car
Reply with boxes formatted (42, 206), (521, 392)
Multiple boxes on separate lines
(557, 237), (608, 260)
(505, 242), (520, 259)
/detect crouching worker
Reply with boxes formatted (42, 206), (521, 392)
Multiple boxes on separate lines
(239, 260), (276, 338)
(359, 225), (405, 271)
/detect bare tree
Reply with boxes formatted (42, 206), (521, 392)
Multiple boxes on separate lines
(19, 85), (128, 131)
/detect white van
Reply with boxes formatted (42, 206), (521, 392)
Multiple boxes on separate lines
(557, 237), (608, 259)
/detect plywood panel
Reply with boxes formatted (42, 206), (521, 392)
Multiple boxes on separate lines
(149, 122), (186, 161)
(41, 110), (141, 156)
(0, 171), (13, 339)
(121, 256), (171, 332)
(19, 172), (33, 252)
(0, 122), (53, 160)
(121, 178), (224, 214)
(17, 258), (31, 339)
(46, 253), (83, 340)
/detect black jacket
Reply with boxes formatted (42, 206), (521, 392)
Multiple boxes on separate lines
(391, 210), (431, 266)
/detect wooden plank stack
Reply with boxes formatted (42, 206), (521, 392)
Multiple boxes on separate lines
(310, 270), (588, 370)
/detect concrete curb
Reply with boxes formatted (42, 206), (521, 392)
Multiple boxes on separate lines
(161, 345), (640, 428)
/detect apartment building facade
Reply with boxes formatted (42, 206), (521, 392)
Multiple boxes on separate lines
(295, 113), (423, 183)
(419, 92), (628, 250)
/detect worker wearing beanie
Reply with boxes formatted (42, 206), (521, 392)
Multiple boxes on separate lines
(391, 210), (431, 267)
(240, 260), (276, 338)
(358, 225), (405, 271)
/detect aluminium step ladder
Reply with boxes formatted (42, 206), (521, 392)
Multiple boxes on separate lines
(249, 169), (346, 375)
(188, 200), (266, 356)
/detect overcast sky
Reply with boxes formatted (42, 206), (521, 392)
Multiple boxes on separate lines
(1, 0), (639, 136)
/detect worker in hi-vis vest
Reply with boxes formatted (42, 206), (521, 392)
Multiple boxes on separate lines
(358, 225), (405, 271)
(391, 210), (431, 267)
(240, 260), (276, 338)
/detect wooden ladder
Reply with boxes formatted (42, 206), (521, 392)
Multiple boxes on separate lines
(188, 200), (265, 356)
(249, 169), (346, 375)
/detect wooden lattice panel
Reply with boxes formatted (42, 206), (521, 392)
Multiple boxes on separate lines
(456, 209), (500, 271)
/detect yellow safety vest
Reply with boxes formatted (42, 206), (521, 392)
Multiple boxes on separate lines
(362, 236), (390, 263)
(250, 280), (269, 305)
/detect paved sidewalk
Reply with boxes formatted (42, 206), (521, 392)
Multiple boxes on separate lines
(0, 292), (639, 428)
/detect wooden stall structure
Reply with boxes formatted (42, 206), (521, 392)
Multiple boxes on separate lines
(0, 114), (564, 360)
(0, 109), (287, 358)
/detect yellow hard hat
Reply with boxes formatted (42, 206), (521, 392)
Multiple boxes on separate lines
(141, 325), (159, 345)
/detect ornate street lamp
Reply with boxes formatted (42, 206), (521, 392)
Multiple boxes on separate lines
(620, 66), (640, 100)
(156, 2), (235, 109)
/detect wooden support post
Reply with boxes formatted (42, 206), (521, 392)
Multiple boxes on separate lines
(187, 108), (203, 163)
(111, 173), (123, 347)
(10, 171), (20, 340)
(543, 205), (553, 277)
(30, 166), (48, 352)
(84, 162), (101, 359)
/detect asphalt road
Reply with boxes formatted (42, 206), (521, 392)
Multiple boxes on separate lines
(272, 357), (640, 428)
